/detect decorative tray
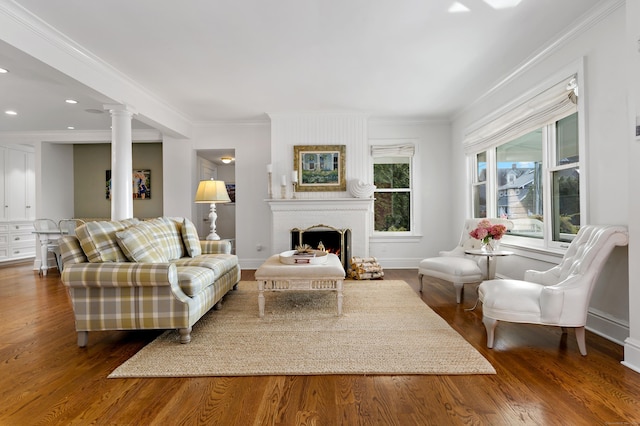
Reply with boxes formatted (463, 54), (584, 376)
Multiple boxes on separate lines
(279, 250), (329, 265)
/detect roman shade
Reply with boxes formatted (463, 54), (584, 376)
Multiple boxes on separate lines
(464, 75), (578, 154)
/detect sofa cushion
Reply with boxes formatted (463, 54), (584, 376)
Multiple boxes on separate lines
(172, 254), (238, 281)
(176, 266), (216, 297)
(181, 218), (202, 257)
(116, 226), (168, 263)
(76, 218), (140, 263)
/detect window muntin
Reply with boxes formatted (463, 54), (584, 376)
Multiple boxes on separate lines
(496, 129), (543, 238)
(470, 112), (581, 247)
(472, 152), (487, 218)
(551, 112), (580, 242)
(373, 156), (411, 232)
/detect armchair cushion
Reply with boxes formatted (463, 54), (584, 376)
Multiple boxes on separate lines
(478, 279), (545, 323)
(418, 257), (483, 283)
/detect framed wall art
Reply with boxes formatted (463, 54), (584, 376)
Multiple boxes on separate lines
(106, 169), (151, 199)
(293, 145), (346, 192)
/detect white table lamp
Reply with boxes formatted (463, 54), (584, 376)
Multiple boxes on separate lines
(194, 179), (231, 240)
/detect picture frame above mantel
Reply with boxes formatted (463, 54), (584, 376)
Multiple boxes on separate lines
(293, 145), (346, 192)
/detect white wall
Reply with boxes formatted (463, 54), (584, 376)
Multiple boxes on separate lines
(368, 119), (453, 268)
(187, 124), (272, 269)
(451, 6), (633, 346)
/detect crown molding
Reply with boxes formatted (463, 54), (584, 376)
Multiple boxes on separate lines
(0, 0), (193, 138)
(452, 0), (624, 121)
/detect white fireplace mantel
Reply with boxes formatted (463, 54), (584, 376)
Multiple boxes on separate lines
(266, 198), (374, 258)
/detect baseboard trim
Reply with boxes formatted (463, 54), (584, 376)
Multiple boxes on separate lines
(586, 308), (629, 346)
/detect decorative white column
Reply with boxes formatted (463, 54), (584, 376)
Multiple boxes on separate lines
(104, 104), (135, 220)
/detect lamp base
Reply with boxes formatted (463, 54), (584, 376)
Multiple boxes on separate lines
(206, 202), (221, 241)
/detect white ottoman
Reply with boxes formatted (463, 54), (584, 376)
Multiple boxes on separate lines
(255, 253), (346, 317)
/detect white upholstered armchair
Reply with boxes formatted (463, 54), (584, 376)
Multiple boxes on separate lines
(478, 225), (628, 355)
(418, 218), (513, 303)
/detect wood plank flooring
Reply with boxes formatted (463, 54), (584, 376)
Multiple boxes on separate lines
(1, 262), (639, 425)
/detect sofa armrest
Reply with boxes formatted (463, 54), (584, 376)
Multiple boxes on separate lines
(61, 262), (178, 288)
(200, 240), (231, 254)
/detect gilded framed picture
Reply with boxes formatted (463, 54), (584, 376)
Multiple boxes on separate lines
(293, 145), (346, 192)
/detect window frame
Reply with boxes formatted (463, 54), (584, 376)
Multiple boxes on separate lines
(369, 141), (419, 238)
(465, 64), (587, 253)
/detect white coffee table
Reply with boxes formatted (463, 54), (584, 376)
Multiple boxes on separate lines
(255, 252), (346, 317)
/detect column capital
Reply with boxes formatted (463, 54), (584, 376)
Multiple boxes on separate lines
(103, 103), (137, 116)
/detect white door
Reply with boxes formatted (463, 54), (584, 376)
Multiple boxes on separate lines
(0, 148), (6, 221)
(7, 149), (28, 221)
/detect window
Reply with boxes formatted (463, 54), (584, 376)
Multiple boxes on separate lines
(465, 71), (584, 249)
(371, 144), (415, 233)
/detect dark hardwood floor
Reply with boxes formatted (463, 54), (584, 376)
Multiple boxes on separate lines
(1, 261), (639, 425)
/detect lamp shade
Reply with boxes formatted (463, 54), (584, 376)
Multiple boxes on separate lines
(194, 180), (231, 204)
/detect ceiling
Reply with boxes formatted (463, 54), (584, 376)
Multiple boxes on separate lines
(0, 0), (605, 133)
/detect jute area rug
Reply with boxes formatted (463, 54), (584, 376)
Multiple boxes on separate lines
(109, 280), (495, 377)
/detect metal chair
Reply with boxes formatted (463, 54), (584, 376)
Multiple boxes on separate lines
(58, 219), (86, 237)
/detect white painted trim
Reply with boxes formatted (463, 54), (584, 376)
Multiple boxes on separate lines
(0, 1), (192, 138)
(586, 308), (629, 346)
(622, 337), (640, 374)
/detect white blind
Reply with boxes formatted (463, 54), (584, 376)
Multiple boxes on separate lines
(370, 143), (415, 157)
(464, 75), (578, 154)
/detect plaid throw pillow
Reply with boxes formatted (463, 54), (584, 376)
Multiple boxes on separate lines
(181, 218), (202, 257)
(76, 219), (139, 263)
(116, 226), (168, 263)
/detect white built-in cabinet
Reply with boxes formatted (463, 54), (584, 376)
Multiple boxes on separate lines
(0, 146), (36, 262)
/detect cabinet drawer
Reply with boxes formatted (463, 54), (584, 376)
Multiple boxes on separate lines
(0, 234), (8, 245)
(0, 224), (9, 232)
(11, 246), (35, 257)
(11, 232), (35, 244)
(11, 223), (35, 232)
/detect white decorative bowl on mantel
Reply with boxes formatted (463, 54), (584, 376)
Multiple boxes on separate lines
(347, 179), (376, 198)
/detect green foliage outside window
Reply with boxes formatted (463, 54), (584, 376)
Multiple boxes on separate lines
(374, 162), (411, 232)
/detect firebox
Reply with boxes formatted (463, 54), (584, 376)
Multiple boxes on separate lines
(291, 224), (352, 271)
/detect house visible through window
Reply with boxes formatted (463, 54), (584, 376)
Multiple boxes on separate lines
(371, 144), (415, 233)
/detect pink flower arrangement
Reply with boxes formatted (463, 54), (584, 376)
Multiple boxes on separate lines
(469, 219), (507, 245)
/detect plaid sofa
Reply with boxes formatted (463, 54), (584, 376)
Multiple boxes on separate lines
(59, 217), (240, 347)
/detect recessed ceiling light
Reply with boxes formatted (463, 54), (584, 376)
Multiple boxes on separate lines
(5, 110), (17, 116)
(482, 0), (522, 9)
(67, 126), (75, 130)
(65, 99), (78, 104)
(0, 68), (8, 73)
(448, 2), (470, 12)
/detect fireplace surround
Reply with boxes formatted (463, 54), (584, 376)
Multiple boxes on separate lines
(266, 198), (374, 263)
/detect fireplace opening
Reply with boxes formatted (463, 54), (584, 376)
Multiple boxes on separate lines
(291, 224), (351, 271)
